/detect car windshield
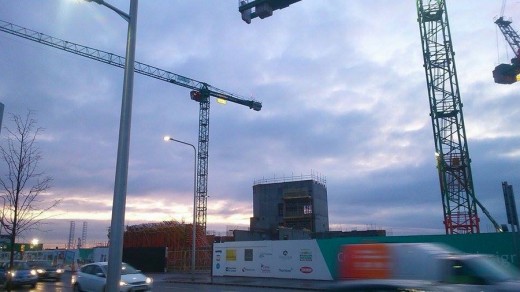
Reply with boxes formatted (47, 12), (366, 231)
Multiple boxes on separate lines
(100, 263), (140, 275)
(121, 263), (139, 275)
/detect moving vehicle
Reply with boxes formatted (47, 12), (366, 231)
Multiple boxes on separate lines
(326, 279), (458, 291)
(72, 261), (153, 292)
(28, 260), (64, 281)
(338, 243), (520, 291)
(0, 260), (38, 288)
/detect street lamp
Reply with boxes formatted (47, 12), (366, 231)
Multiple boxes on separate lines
(163, 136), (198, 275)
(84, 0), (138, 291)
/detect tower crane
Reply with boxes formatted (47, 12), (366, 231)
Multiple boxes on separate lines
(0, 19), (262, 233)
(416, 0), (502, 234)
(493, 13), (520, 84)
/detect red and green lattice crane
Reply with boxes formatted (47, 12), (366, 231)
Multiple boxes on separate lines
(416, 0), (502, 234)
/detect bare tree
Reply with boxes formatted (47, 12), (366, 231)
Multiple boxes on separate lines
(0, 110), (58, 273)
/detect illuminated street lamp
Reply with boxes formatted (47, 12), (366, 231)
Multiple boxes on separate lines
(164, 136), (197, 275)
(84, 0), (138, 291)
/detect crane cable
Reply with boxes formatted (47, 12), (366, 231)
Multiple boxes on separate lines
(496, 0), (510, 63)
(500, 0), (507, 17)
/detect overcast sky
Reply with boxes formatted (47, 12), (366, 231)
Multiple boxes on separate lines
(0, 0), (519, 248)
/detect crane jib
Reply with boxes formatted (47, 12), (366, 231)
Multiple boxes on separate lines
(0, 19), (261, 110)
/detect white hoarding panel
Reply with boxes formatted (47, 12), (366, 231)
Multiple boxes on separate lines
(213, 240), (332, 280)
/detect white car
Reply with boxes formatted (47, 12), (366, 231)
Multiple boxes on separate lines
(72, 262), (152, 292)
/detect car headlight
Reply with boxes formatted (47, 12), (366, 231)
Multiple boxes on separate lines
(119, 280), (128, 286)
(56, 269), (64, 273)
(36, 269), (45, 274)
(30, 270), (37, 276)
(146, 277), (153, 284)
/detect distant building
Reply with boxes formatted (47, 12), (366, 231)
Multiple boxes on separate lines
(248, 173), (329, 240)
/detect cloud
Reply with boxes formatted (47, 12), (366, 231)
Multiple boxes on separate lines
(0, 1), (519, 247)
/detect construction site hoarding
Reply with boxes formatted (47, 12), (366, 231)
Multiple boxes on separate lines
(213, 232), (519, 281)
(213, 239), (333, 280)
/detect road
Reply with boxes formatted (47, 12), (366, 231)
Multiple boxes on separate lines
(2, 277), (69, 291)
(3, 272), (305, 291)
(153, 282), (298, 291)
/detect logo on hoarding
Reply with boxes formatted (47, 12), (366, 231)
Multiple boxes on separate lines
(215, 249), (222, 269)
(242, 267), (255, 272)
(279, 250), (293, 260)
(300, 266), (313, 274)
(300, 249), (312, 261)
(226, 249), (237, 261)
(244, 249), (254, 261)
(278, 267), (293, 273)
(259, 252), (272, 258)
(261, 264), (271, 273)
(225, 267), (237, 272)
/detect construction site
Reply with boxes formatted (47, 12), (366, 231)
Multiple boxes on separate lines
(0, 0), (519, 274)
(135, 0), (520, 271)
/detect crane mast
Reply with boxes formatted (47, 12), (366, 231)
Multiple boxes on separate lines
(416, 1), (502, 234)
(0, 19), (262, 233)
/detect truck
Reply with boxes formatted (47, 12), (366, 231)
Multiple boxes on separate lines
(338, 243), (520, 291)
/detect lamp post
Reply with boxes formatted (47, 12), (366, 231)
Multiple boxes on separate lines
(164, 136), (197, 275)
(84, 1), (138, 291)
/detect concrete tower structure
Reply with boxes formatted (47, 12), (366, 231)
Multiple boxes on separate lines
(250, 173), (329, 239)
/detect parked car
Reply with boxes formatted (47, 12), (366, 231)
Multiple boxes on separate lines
(28, 260), (64, 281)
(0, 260), (38, 288)
(72, 262), (153, 292)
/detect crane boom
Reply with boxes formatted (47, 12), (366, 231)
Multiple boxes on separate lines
(416, 0), (502, 234)
(0, 19), (262, 234)
(496, 17), (520, 58)
(0, 19), (261, 111)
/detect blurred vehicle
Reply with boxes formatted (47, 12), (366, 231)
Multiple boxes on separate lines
(72, 261), (153, 292)
(439, 253), (520, 291)
(28, 260), (64, 281)
(326, 279), (459, 291)
(0, 260), (38, 288)
(338, 243), (520, 291)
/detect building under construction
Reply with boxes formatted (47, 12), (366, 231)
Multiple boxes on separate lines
(123, 220), (212, 271)
(245, 173), (329, 240)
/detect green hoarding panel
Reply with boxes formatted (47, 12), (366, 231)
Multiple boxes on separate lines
(316, 232), (519, 278)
